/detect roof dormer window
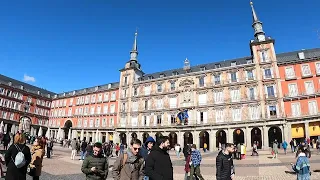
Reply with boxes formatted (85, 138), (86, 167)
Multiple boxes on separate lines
(148, 76), (153, 80)
(172, 71), (179, 76)
(215, 64), (221, 68)
(200, 66), (206, 71)
(231, 61), (237, 66)
(159, 74), (165, 78)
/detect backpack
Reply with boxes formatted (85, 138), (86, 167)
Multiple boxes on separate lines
(11, 144), (26, 168)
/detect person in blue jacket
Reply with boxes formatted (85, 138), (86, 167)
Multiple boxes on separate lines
(282, 140), (288, 155)
(139, 136), (155, 180)
(140, 136), (155, 160)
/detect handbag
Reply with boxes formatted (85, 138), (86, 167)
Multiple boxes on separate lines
(27, 165), (36, 176)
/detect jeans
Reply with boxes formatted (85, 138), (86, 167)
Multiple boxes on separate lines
(176, 151), (180, 158)
(46, 147), (51, 158)
(81, 151), (86, 160)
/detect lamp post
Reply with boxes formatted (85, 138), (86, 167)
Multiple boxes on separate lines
(19, 100), (31, 134)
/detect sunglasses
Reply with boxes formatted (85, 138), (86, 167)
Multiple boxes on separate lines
(133, 147), (140, 151)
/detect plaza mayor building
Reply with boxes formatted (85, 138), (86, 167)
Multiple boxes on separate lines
(0, 3), (319, 151)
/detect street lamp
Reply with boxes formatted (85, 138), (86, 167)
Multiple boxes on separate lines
(19, 100), (31, 134)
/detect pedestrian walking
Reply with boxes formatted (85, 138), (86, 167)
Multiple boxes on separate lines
(216, 143), (235, 180)
(71, 138), (78, 160)
(190, 144), (204, 180)
(81, 142), (109, 180)
(175, 144), (181, 158)
(112, 139), (144, 180)
(272, 140), (279, 159)
(291, 146), (311, 180)
(29, 137), (45, 180)
(145, 136), (173, 180)
(184, 150), (191, 180)
(282, 140), (288, 155)
(46, 138), (53, 158)
(80, 139), (88, 160)
(115, 143), (120, 157)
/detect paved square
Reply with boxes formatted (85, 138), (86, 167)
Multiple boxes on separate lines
(2, 146), (320, 180)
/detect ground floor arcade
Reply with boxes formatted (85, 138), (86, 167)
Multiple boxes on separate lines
(46, 119), (320, 151)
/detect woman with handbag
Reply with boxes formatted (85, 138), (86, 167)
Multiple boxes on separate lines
(28, 137), (45, 180)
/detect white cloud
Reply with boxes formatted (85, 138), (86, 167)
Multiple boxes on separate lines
(23, 74), (36, 83)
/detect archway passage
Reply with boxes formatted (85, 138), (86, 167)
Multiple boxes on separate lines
(169, 132), (178, 148)
(268, 126), (283, 148)
(184, 132), (193, 147)
(251, 127), (262, 149)
(309, 121), (320, 144)
(155, 132), (163, 142)
(142, 132), (149, 143)
(199, 131), (209, 150)
(131, 132), (138, 141)
(216, 130), (226, 149)
(233, 129), (245, 145)
(119, 132), (127, 145)
(64, 120), (72, 140)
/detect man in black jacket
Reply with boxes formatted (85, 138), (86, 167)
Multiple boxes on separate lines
(145, 136), (173, 180)
(216, 143), (235, 180)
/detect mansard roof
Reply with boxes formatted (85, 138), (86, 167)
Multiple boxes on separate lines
(0, 74), (55, 98)
(54, 82), (119, 99)
(138, 48), (320, 81)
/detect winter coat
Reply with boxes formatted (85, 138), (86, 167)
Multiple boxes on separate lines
(29, 145), (45, 177)
(81, 154), (109, 180)
(112, 151), (144, 180)
(139, 136), (155, 160)
(216, 150), (235, 180)
(71, 140), (77, 150)
(145, 146), (173, 180)
(292, 153), (310, 180)
(5, 143), (32, 180)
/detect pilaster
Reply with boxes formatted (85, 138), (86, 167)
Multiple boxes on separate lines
(210, 130), (217, 152)
(246, 127), (252, 147)
(263, 126), (269, 149)
(227, 128), (233, 144)
(304, 122), (310, 138)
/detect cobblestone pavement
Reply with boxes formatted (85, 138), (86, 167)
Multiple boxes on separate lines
(1, 145), (320, 180)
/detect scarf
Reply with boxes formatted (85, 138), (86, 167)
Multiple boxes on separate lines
(31, 145), (44, 156)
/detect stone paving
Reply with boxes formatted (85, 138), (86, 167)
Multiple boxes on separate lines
(1, 145), (320, 179)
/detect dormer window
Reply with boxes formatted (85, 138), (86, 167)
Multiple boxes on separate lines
(8, 81), (12, 86)
(148, 76), (153, 80)
(215, 64), (221, 68)
(172, 71), (179, 76)
(231, 61), (236, 66)
(37, 91), (40, 95)
(73, 91), (76, 95)
(20, 85), (24, 90)
(159, 74), (165, 78)
(200, 66), (206, 71)
(247, 59), (253, 64)
(47, 94), (51, 98)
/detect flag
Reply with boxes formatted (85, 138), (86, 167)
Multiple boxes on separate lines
(183, 109), (189, 124)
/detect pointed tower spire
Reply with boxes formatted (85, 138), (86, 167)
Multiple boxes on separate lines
(130, 29), (138, 61)
(250, 1), (266, 42)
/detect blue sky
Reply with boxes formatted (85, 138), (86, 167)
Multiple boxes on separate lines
(0, 0), (319, 93)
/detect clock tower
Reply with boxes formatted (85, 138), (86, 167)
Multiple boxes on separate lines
(250, 1), (266, 42)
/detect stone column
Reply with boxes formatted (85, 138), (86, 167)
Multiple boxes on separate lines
(246, 127), (252, 147)
(99, 132), (102, 142)
(92, 131), (95, 143)
(177, 131), (183, 145)
(193, 131), (199, 148)
(263, 126), (269, 149)
(126, 132), (130, 145)
(210, 130), (217, 152)
(228, 129), (233, 144)
(106, 132), (110, 143)
(55, 130), (58, 139)
(113, 132), (119, 144)
(304, 122), (310, 138)
(287, 123), (292, 141)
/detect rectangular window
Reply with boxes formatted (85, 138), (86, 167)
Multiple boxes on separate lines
(111, 92), (116, 100)
(122, 103), (126, 112)
(199, 77), (205, 87)
(214, 75), (221, 85)
(156, 99), (163, 109)
(104, 93), (109, 101)
(198, 94), (207, 105)
(231, 61), (236, 66)
(98, 94), (102, 102)
(291, 103), (301, 117)
(301, 64), (312, 77)
(214, 91), (224, 103)
(231, 72), (237, 82)
(249, 106), (260, 120)
(85, 96), (90, 104)
(288, 84), (298, 97)
(89, 119), (94, 127)
(304, 81), (315, 94)
(157, 115), (162, 125)
(269, 106), (277, 117)
(264, 69), (272, 79)
(102, 118), (107, 127)
(97, 106), (101, 114)
(169, 98), (177, 108)
(157, 84), (162, 92)
(132, 102), (138, 111)
(230, 89), (240, 102)
(170, 82), (175, 91)
(232, 108), (241, 121)
(249, 88), (255, 100)
(285, 67), (295, 79)
(215, 109), (224, 123)
(315, 62), (320, 75)
(124, 77), (128, 85)
(110, 104), (115, 113)
(260, 50), (269, 62)
(247, 70), (254, 80)
(133, 87), (138, 96)
(95, 118), (100, 127)
(144, 100), (148, 110)
(103, 105), (108, 114)
(90, 107), (95, 115)
(144, 86), (151, 95)
(77, 119), (82, 128)
(91, 95), (96, 103)
(170, 115), (175, 124)
(267, 86), (275, 97)
(84, 106), (89, 115)
(308, 101), (318, 115)
(83, 119), (88, 127)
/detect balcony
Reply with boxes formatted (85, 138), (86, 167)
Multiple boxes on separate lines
(285, 76), (297, 81)
(265, 94), (277, 100)
(286, 112), (319, 120)
(283, 90), (320, 101)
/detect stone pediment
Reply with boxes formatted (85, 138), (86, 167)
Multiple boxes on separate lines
(179, 78), (194, 87)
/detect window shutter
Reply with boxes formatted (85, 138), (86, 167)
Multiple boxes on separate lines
(203, 112), (208, 124)
(197, 111), (201, 124)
